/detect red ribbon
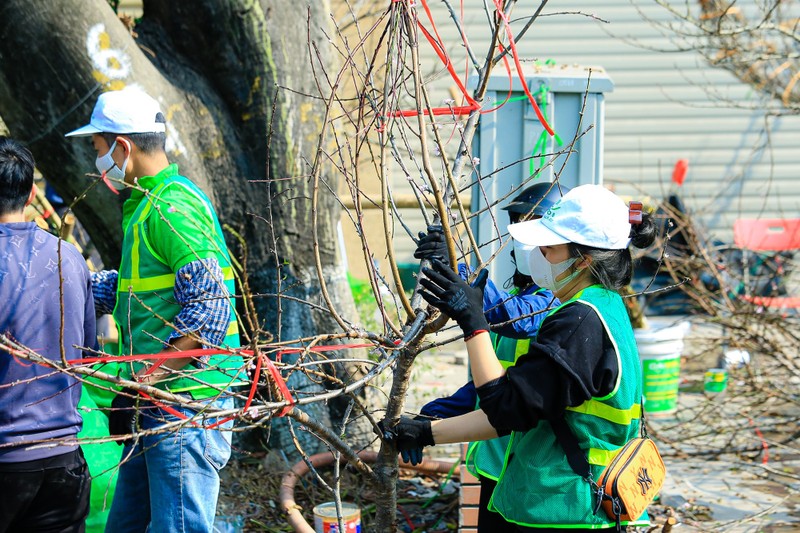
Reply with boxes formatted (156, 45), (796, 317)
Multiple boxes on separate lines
(66, 343), (375, 425)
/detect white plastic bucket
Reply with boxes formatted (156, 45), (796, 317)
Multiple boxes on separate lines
(635, 320), (690, 417)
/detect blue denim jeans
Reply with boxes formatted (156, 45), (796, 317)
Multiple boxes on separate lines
(105, 395), (234, 533)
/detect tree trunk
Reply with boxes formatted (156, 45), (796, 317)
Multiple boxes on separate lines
(0, 0), (367, 458)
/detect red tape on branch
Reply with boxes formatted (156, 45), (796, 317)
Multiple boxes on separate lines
(66, 343), (376, 425)
(388, 0), (554, 138)
(492, 0), (554, 136)
(389, 0), (479, 118)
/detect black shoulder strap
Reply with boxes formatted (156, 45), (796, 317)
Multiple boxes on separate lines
(550, 417), (591, 480)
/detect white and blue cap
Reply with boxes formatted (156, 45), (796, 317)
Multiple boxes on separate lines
(65, 87), (166, 137)
(507, 184), (633, 250)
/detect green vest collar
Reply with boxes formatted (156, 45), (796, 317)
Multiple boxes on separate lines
(134, 163), (180, 193)
(123, 164), (180, 229)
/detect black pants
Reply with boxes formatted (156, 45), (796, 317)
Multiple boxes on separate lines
(0, 448), (91, 533)
(478, 475), (624, 533)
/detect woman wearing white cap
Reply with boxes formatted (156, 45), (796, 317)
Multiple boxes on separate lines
(379, 184), (656, 531)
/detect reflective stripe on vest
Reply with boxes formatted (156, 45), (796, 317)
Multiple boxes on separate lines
(466, 334), (531, 480)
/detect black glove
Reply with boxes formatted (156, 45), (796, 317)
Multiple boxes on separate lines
(376, 417), (434, 466)
(419, 259), (489, 338)
(414, 225), (448, 262)
(108, 388), (140, 445)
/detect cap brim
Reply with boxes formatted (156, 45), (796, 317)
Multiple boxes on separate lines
(508, 219), (570, 247)
(64, 124), (102, 137)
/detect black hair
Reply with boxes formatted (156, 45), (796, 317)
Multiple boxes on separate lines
(568, 212), (657, 290)
(101, 112), (167, 155)
(0, 136), (35, 215)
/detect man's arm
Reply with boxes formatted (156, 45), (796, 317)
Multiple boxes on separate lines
(136, 258), (230, 384)
(83, 272), (98, 355)
(90, 270), (117, 316)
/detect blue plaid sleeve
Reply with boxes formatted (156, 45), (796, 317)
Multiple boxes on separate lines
(90, 270), (118, 316)
(168, 258), (232, 354)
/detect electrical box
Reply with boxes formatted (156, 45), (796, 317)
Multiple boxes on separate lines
(469, 64), (613, 284)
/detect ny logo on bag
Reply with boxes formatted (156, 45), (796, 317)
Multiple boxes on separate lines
(637, 467), (653, 495)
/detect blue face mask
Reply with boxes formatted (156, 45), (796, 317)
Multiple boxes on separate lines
(94, 140), (129, 189)
(527, 246), (580, 293)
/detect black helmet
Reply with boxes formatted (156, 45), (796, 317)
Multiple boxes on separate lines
(502, 182), (571, 218)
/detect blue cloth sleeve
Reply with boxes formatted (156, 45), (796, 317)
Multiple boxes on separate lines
(90, 270), (118, 317)
(419, 381), (478, 419)
(167, 258), (231, 356)
(482, 279), (557, 339)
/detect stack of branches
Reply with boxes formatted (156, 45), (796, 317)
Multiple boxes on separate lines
(636, 197), (799, 466)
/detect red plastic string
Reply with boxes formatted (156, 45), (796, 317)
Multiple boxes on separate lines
(748, 418), (770, 465)
(263, 355), (294, 417)
(389, 1), (479, 118)
(75, 347), (223, 365)
(101, 171), (121, 196)
(492, 0), (554, 136)
(65, 343), (375, 426)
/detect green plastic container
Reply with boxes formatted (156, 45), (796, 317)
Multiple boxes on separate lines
(635, 321), (690, 417)
(396, 262), (419, 292)
(704, 368), (728, 396)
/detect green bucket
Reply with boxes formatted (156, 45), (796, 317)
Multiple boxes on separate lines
(635, 321), (690, 417)
(396, 262), (419, 292)
(704, 368), (728, 396)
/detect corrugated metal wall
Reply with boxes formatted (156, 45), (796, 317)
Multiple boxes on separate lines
(409, 0), (800, 249)
(111, 1), (799, 278)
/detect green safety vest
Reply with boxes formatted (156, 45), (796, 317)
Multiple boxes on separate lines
(487, 285), (648, 529)
(464, 332), (529, 481)
(111, 166), (244, 399)
(465, 286), (545, 481)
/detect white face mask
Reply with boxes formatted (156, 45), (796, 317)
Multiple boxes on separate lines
(528, 246), (580, 293)
(94, 140), (129, 190)
(512, 239), (536, 276)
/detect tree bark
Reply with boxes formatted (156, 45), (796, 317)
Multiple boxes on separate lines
(0, 0), (366, 458)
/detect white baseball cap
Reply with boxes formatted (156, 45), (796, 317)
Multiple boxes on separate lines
(65, 87), (166, 137)
(508, 184), (633, 250)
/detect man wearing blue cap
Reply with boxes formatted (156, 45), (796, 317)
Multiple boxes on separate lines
(66, 87), (244, 532)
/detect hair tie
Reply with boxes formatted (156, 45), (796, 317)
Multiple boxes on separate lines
(629, 202), (643, 225)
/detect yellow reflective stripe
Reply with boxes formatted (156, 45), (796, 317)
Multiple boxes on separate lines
(118, 266), (235, 294)
(514, 338), (530, 359)
(566, 400), (641, 426)
(117, 273), (175, 292)
(226, 320), (239, 337)
(587, 446), (619, 466)
(131, 224), (141, 281)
